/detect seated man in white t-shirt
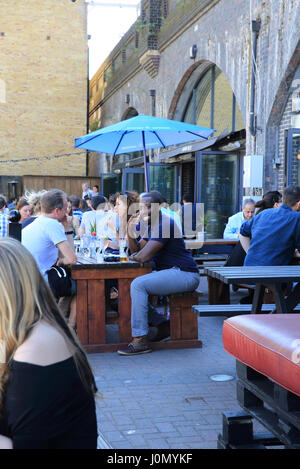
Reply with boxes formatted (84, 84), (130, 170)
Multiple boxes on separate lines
(22, 189), (77, 326)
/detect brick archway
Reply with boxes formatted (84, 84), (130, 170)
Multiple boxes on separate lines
(267, 40), (300, 127)
(264, 40), (300, 191)
(121, 107), (139, 121)
(168, 60), (211, 120)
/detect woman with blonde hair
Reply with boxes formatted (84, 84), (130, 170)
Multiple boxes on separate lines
(22, 190), (47, 228)
(0, 238), (98, 449)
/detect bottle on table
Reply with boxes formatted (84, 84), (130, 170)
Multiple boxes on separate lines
(119, 238), (128, 262)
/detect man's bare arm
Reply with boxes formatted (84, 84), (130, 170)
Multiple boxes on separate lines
(239, 233), (251, 253)
(57, 240), (77, 266)
(130, 240), (163, 263)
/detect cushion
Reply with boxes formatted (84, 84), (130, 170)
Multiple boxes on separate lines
(223, 314), (300, 397)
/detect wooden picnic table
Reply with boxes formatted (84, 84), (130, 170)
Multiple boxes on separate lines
(71, 256), (153, 352)
(204, 266), (300, 314)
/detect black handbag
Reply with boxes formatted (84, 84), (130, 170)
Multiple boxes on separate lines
(47, 266), (72, 299)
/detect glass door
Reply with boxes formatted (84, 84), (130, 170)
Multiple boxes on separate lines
(122, 168), (145, 193)
(147, 163), (179, 204)
(100, 173), (121, 198)
(195, 151), (241, 238)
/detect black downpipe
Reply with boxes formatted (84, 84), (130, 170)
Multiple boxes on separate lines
(250, 20), (261, 136)
(86, 42), (90, 177)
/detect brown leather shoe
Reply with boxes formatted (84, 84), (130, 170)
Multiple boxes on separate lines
(117, 337), (152, 356)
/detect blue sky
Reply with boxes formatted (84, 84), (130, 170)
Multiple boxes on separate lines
(87, 1), (139, 78)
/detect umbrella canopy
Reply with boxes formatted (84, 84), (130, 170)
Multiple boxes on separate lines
(75, 114), (215, 191)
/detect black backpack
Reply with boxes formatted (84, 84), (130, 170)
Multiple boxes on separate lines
(46, 266), (72, 299)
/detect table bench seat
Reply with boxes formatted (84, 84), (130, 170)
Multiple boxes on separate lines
(193, 303), (300, 317)
(193, 254), (228, 265)
(217, 314), (300, 449)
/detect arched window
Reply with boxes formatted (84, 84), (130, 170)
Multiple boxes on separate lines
(183, 65), (244, 135)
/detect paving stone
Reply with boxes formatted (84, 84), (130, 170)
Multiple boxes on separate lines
(104, 431), (126, 442)
(155, 422), (177, 433)
(88, 291), (250, 449)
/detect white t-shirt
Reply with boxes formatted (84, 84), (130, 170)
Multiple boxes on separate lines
(96, 211), (118, 246)
(80, 211), (97, 235)
(22, 215), (66, 278)
(82, 189), (94, 200)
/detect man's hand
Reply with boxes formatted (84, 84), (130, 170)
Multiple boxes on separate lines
(60, 214), (73, 230)
(295, 249), (300, 258)
(0, 435), (13, 449)
(130, 240), (163, 263)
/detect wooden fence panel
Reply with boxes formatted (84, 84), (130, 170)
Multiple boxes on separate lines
(22, 176), (101, 198)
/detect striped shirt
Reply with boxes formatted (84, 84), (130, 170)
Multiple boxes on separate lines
(0, 213), (9, 238)
(73, 209), (84, 224)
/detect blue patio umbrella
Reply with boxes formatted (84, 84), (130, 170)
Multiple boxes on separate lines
(75, 114), (215, 191)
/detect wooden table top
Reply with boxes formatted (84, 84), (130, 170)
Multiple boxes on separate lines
(204, 266), (300, 284)
(72, 255), (153, 270)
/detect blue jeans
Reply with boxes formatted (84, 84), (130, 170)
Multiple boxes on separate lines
(130, 267), (200, 337)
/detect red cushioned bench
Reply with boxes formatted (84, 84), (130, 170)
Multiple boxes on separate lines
(218, 314), (300, 449)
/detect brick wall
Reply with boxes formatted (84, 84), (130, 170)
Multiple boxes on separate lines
(0, 0), (88, 177)
(89, 0), (300, 187)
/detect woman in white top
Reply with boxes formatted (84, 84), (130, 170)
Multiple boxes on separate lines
(78, 195), (107, 237)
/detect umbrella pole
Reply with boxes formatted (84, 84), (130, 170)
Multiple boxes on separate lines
(143, 148), (149, 192)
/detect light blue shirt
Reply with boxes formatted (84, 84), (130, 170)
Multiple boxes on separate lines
(0, 213), (9, 238)
(223, 211), (247, 239)
(161, 207), (182, 231)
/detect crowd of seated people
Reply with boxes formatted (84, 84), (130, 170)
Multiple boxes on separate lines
(1, 184), (298, 340)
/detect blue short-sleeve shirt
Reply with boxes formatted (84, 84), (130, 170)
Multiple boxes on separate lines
(240, 204), (300, 266)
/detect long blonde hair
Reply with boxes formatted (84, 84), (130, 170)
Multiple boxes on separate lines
(0, 238), (97, 413)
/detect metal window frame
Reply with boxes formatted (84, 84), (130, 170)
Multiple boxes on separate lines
(100, 172), (121, 197)
(122, 167), (144, 192)
(285, 128), (300, 186)
(194, 150), (242, 213)
(147, 162), (180, 202)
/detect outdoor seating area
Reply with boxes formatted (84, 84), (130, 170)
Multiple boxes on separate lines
(72, 257), (202, 352)
(3, 185), (300, 450)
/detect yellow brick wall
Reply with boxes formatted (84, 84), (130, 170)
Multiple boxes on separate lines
(0, 0), (88, 176)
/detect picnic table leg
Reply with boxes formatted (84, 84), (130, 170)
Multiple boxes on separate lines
(208, 277), (230, 304)
(118, 278), (132, 343)
(283, 282), (300, 313)
(88, 279), (106, 345)
(251, 284), (265, 314)
(76, 279), (88, 345)
(267, 283), (288, 314)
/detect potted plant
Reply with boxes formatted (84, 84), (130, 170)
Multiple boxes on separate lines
(197, 214), (210, 241)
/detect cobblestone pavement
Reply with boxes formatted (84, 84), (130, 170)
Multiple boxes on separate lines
(88, 279), (264, 449)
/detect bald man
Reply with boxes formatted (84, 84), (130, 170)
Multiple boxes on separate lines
(223, 199), (255, 239)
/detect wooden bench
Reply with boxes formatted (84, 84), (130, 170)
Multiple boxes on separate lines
(108, 291), (202, 351)
(193, 303), (300, 317)
(150, 291), (202, 350)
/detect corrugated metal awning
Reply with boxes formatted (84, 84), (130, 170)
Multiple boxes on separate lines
(158, 137), (217, 162)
